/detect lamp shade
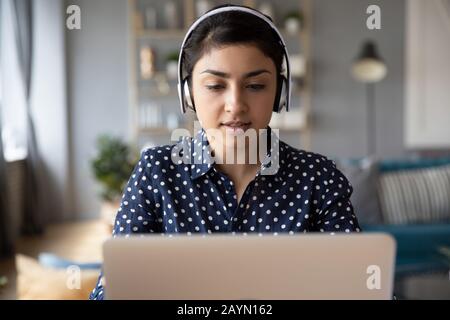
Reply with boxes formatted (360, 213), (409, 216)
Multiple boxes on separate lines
(352, 41), (387, 83)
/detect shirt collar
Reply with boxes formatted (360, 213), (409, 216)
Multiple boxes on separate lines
(189, 129), (214, 180)
(188, 127), (281, 180)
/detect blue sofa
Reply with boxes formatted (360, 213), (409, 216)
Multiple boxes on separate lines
(363, 224), (450, 276)
(338, 156), (450, 279)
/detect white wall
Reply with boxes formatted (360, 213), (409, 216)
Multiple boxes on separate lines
(405, 0), (450, 148)
(66, 0), (130, 220)
(311, 0), (406, 159)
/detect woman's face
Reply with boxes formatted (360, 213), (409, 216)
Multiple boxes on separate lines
(191, 44), (277, 155)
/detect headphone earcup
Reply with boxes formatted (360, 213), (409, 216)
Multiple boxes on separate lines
(183, 80), (195, 110)
(278, 76), (287, 112)
(273, 76), (286, 113)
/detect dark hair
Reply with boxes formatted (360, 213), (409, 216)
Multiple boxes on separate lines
(182, 5), (284, 84)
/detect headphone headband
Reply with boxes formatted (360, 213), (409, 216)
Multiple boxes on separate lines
(177, 5), (292, 114)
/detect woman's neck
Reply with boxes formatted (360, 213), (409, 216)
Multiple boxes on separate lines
(209, 138), (263, 202)
(215, 161), (260, 203)
(211, 140), (261, 176)
(213, 143), (262, 196)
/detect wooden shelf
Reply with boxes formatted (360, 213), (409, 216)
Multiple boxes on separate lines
(136, 29), (186, 39)
(139, 71), (176, 81)
(136, 28), (304, 41)
(280, 28), (306, 39)
(138, 88), (178, 98)
(138, 125), (194, 135)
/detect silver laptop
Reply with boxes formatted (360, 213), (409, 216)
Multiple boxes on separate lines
(102, 233), (396, 300)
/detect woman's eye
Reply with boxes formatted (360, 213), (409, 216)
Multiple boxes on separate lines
(205, 85), (224, 91)
(247, 84), (266, 91)
(205, 84), (266, 91)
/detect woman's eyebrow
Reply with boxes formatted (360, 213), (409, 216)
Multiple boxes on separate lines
(200, 69), (271, 79)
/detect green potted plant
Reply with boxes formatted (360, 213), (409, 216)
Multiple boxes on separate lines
(166, 51), (179, 80)
(90, 135), (138, 231)
(0, 275), (7, 288)
(284, 10), (304, 35)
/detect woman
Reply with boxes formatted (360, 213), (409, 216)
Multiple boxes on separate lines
(89, 4), (360, 300)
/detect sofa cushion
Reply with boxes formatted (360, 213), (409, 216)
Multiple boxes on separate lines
(377, 164), (450, 224)
(337, 157), (384, 225)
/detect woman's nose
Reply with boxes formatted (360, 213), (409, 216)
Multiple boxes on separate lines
(224, 86), (248, 114)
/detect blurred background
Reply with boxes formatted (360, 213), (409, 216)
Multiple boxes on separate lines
(0, 0), (449, 299)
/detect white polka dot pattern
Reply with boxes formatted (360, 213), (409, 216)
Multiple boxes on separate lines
(89, 129), (361, 300)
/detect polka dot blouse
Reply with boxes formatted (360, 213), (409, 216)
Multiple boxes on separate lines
(89, 128), (361, 300)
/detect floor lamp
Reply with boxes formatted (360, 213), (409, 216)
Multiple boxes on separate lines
(351, 40), (387, 157)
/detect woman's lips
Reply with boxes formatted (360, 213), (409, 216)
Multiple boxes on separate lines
(221, 122), (251, 134)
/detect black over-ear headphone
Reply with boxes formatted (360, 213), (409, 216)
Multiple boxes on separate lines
(177, 5), (292, 114)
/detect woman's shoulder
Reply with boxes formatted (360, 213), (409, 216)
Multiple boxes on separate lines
(139, 136), (194, 167)
(280, 141), (338, 172)
(279, 141), (353, 194)
(140, 144), (174, 160)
